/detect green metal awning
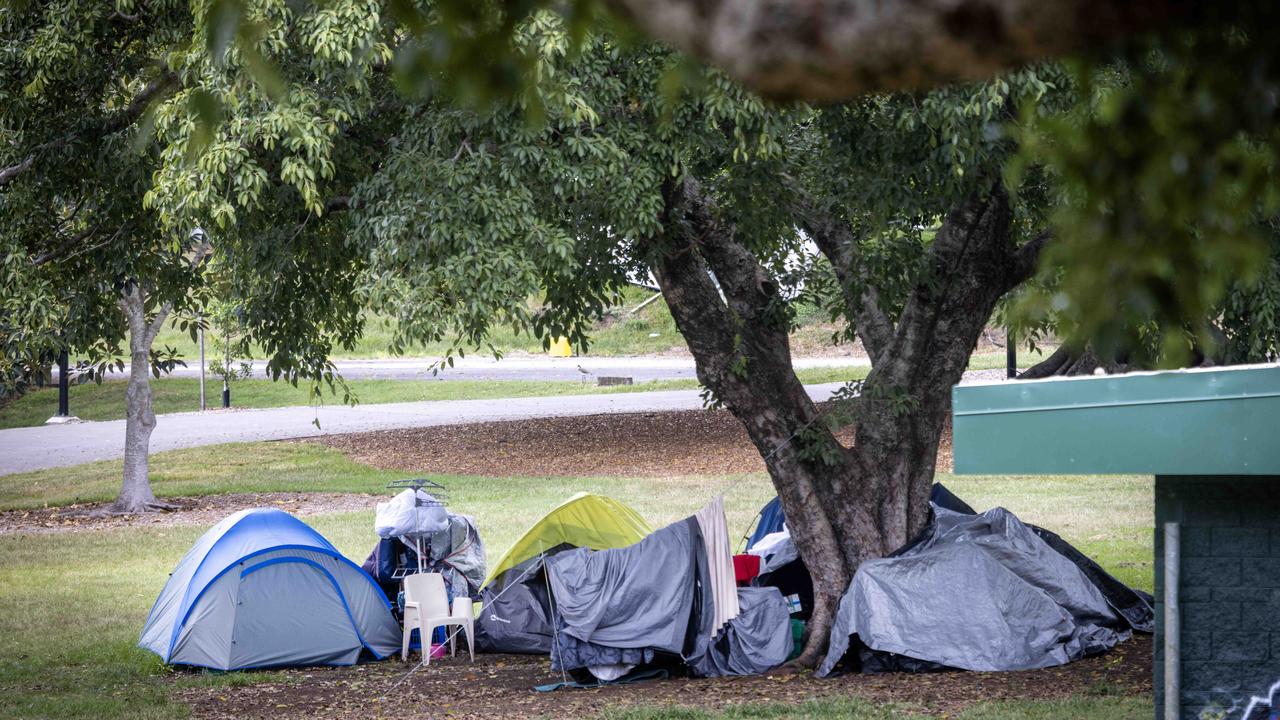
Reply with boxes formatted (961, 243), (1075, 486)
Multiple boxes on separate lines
(951, 364), (1280, 475)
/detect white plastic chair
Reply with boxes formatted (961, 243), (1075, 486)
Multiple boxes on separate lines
(401, 572), (474, 664)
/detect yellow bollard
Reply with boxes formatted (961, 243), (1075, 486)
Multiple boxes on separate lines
(549, 337), (572, 357)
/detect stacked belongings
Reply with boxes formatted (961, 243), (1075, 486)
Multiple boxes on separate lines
(475, 492), (653, 654)
(544, 497), (794, 681)
(741, 484), (1154, 675)
(361, 488), (487, 604)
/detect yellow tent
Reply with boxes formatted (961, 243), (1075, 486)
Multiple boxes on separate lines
(482, 492), (652, 587)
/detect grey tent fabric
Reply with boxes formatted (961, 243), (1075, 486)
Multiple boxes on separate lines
(689, 587), (793, 677)
(552, 636), (657, 671)
(547, 517), (707, 654)
(475, 560), (556, 654)
(425, 513), (487, 598)
(818, 506), (1127, 676)
(546, 516), (715, 672)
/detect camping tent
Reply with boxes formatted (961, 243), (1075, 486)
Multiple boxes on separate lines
(483, 492), (652, 588)
(474, 492), (652, 654)
(742, 485), (1152, 675)
(475, 493), (792, 678)
(818, 505), (1148, 675)
(544, 496), (792, 679)
(139, 508), (401, 670)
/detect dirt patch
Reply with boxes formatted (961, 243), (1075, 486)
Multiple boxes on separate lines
(179, 637), (1150, 720)
(0, 492), (381, 535)
(314, 409), (954, 478)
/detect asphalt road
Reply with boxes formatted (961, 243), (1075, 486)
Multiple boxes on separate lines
(94, 355), (870, 382)
(0, 382), (850, 476)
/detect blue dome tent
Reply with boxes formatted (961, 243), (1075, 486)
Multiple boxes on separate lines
(139, 508), (401, 670)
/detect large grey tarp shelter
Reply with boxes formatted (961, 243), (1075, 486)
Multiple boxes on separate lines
(546, 500), (793, 678)
(819, 505), (1140, 676)
(139, 508), (401, 670)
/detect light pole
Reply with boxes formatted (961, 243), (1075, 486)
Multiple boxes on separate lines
(198, 319), (207, 411)
(57, 349), (69, 417)
(1006, 327), (1017, 379)
(45, 348), (80, 424)
(222, 334), (231, 408)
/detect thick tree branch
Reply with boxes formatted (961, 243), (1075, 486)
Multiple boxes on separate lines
(604, 0), (1196, 102)
(0, 71), (179, 189)
(31, 224), (102, 267)
(639, 177), (738, 363)
(792, 196), (895, 366)
(0, 155), (34, 187)
(1009, 228), (1053, 288)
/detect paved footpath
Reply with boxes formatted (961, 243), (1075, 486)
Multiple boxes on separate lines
(0, 383), (849, 476)
(111, 355), (869, 382)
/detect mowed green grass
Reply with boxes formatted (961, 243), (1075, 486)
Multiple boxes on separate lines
(0, 364), (899, 431)
(0, 351), (1029, 430)
(0, 442), (1153, 719)
(0, 376), (703, 430)
(149, 286), (863, 360)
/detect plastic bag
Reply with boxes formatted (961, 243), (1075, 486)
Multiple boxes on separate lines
(375, 489), (449, 538)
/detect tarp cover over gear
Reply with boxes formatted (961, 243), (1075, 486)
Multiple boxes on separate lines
(139, 508), (400, 670)
(818, 504), (1150, 675)
(475, 493), (652, 655)
(374, 489), (449, 539)
(545, 497), (793, 678)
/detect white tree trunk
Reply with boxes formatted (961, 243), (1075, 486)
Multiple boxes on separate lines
(113, 286), (171, 513)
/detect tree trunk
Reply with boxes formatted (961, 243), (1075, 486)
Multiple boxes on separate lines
(113, 286), (171, 513)
(1019, 344), (1129, 378)
(643, 174), (1041, 667)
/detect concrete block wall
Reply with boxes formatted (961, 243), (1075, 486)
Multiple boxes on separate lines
(1155, 475), (1280, 720)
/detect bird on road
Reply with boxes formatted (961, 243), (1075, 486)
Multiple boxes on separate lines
(577, 365), (593, 384)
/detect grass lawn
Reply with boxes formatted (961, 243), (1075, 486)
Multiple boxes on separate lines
(0, 442), (1153, 719)
(150, 287), (902, 361)
(0, 365), (881, 430)
(0, 350), (1028, 430)
(0, 376), (701, 430)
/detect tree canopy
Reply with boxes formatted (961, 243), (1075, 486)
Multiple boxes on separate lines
(6, 0), (1280, 658)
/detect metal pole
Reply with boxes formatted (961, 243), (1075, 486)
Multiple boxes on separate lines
(1006, 327), (1017, 379)
(198, 322), (206, 411)
(56, 350), (69, 417)
(1164, 521), (1181, 720)
(221, 334), (230, 408)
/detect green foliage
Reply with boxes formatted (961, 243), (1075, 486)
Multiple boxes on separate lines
(11, 0), (1280, 405)
(1015, 15), (1280, 365)
(0, 1), (390, 397)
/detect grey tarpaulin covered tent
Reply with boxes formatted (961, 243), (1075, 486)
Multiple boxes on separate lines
(818, 505), (1132, 676)
(689, 587), (794, 677)
(139, 508), (400, 670)
(545, 498), (793, 678)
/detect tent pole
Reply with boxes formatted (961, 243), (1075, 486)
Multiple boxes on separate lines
(542, 549), (570, 686)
